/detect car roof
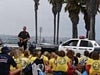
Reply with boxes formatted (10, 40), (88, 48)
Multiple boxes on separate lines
(68, 38), (99, 43)
(63, 38), (100, 47)
(69, 38), (95, 41)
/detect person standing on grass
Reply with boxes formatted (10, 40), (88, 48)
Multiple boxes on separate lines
(18, 26), (30, 50)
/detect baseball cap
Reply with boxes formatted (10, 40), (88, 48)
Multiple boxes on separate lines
(1, 46), (10, 53)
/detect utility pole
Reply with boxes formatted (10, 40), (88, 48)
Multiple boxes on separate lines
(39, 27), (42, 43)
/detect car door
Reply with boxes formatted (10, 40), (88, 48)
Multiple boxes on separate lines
(78, 40), (93, 54)
(60, 39), (79, 52)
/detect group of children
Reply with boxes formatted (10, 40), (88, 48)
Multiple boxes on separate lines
(2, 47), (100, 75)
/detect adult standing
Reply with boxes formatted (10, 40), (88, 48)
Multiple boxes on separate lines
(0, 46), (20, 75)
(18, 26), (30, 50)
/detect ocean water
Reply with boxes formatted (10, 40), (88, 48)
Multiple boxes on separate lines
(0, 35), (70, 44)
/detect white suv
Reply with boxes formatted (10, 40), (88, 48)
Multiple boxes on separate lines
(59, 38), (100, 55)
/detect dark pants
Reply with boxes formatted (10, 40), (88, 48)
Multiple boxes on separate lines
(0, 72), (9, 75)
(53, 71), (67, 75)
(18, 41), (27, 50)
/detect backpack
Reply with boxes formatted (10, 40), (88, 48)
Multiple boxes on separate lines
(23, 58), (45, 75)
(22, 63), (32, 75)
(32, 58), (45, 75)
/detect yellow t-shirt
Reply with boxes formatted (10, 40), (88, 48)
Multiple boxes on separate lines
(56, 56), (69, 72)
(86, 59), (100, 75)
(10, 65), (16, 71)
(86, 58), (93, 65)
(77, 57), (81, 63)
(29, 56), (37, 63)
(49, 58), (57, 71)
(41, 55), (49, 65)
(20, 57), (29, 68)
(14, 57), (22, 69)
(20, 53), (24, 58)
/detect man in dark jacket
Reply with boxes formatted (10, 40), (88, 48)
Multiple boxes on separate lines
(0, 46), (19, 75)
(18, 26), (30, 50)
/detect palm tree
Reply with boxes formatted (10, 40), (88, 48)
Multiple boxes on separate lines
(81, 5), (90, 38)
(86, 0), (99, 40)
(34, 0), (40, 44)
(65, 0), (80, 38)
(79, 0), (100, 39)
(64, 0), (100, 39)
(56, 0), (63, 44)
(49, 0), (63, 44)
(49, 0), (58, 44)
(83, 10), (90, 38)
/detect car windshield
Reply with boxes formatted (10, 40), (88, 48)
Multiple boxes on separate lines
(62, 40), (78, 46)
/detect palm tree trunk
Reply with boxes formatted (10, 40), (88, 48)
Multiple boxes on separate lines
(68, 3), (79, 38)
(86, 0), (98, 40)
(35, 9), (38, 44)
(89, 15), (95, 40)
(57, 12), (60, 44)
(72, 24), (78, 38)
(34, 0), (39, 44)
(86, 31), (89, 38)
(82, 8), (90, 38)
(54, 15), (56, 44)
(69, 12), (79, 38)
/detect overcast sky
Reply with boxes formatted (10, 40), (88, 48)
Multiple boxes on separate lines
(0, 0), (100, 40)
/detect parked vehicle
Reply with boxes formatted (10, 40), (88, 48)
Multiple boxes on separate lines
(94, 47), (100, 53)
(29, 42), (58, 53)
(59, 38), (100, 55)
